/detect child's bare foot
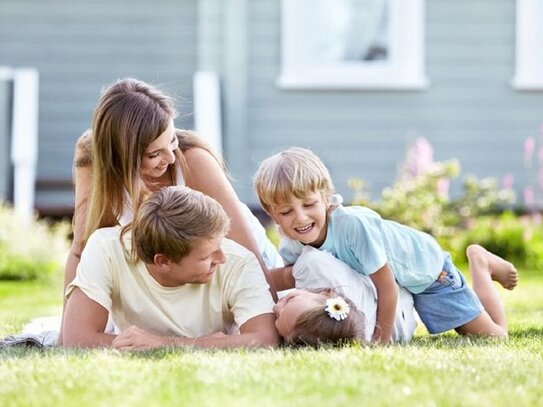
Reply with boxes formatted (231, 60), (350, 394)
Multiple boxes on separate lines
(467, 244), (519, 290)
(487, 254), (519, 290)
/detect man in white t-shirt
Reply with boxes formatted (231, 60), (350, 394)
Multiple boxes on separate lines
(63, 186), (280, 350)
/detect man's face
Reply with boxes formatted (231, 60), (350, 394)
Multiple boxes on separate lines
(166, 235), (226, 285)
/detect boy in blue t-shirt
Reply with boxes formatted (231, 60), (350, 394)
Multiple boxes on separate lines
(254, 147), (518, 343)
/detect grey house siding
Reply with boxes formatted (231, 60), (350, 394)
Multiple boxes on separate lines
(0, 0), (197, 213)
(1, 0), (542, 215)
(235, 0), (543, 205)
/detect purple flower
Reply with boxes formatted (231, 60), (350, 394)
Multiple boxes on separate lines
(524, 137), (536, 168)
(437, 178), (450, 199)
(501, 173), (514, 190)
(524, 186), (535, 207)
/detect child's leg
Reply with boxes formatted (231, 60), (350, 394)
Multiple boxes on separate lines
(455, 244), (518, 337)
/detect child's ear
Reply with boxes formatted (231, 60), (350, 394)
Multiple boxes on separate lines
(153, 253), (171, 270)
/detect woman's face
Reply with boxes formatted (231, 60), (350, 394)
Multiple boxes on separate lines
(141, 120), (178, 179)
(273, 289), (326, 341)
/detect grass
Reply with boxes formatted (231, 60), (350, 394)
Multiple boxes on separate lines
(1, 272), (542, 407)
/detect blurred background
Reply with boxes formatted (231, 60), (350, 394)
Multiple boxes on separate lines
(1, 0), (542, 220)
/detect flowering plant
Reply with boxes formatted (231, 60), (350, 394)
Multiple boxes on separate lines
(325, 297), (350, 321)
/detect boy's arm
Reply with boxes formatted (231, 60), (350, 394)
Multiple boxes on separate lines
(370, 263), (398, 344)
(62, 287), (115, 347)
(268, 265), (295, 291)
(111, 313), (280, 350)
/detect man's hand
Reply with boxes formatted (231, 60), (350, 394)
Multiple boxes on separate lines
(112, 326), (172, 351)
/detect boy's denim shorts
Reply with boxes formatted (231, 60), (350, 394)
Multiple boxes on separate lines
(413, 254), (484, 334)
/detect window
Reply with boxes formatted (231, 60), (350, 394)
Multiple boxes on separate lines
(513, 0), (543, 90)
(277, 0), (428, 90)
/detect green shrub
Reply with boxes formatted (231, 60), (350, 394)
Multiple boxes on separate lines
(448, 212), (543, 269)
(0, 202), (70, 281)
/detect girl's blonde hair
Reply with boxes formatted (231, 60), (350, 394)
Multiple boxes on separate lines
(289, 289), (366, 347)
(81, 78), (222, 244)
(254, 147), (335, 213)
(128, 186), (230, 263)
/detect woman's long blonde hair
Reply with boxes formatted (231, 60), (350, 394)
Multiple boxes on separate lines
(83, 78), (221, 243)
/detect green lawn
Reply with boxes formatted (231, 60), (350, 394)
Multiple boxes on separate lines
(1, 272), (542, 407)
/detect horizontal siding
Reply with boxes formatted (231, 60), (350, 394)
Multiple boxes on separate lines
(240, 0), (543, 205)
(0, 0), (197, 212)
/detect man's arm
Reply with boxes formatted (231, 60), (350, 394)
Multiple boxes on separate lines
(62, 287), (115, 347)
(111, 313), (280, 350)
(370, 263), (398, 344)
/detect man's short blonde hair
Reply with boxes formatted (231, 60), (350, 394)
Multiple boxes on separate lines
(131, 186), (230, 263)
(254, 147), (335, 213)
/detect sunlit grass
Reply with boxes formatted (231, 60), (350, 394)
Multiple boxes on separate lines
(1, 270), (542, 406)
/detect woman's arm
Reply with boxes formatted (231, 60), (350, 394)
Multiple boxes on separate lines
(370, 263), (398, 344)
(64, 163), (91, 291)
(60, 132), (93, 344)
(269, 266), (295, 291)
(183, 147), (278, 300)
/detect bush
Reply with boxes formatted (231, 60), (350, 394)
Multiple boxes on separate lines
(449, 212), (543, 269)
(348, 137), (542, 267)
(0, 202), (70, 281)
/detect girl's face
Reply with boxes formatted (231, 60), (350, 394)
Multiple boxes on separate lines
(273, 289), (326, 341)
(269, 191), (328, 247)
(141, 120), (178, 179)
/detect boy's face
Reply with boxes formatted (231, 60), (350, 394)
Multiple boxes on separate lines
(269, 191), (328, 247)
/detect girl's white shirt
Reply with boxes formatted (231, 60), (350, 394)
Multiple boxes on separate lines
(292, 245), (417, 343)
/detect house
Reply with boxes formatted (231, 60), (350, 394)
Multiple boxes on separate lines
(0, 0), (542, 218)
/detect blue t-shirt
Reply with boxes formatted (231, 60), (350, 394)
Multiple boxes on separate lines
(279, 205), (444, 294)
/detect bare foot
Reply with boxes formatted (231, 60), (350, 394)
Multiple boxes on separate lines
(467, 244), (518, 290)
(487, 252), (519, 290)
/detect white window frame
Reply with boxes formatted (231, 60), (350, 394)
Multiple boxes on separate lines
(277, 0), (428, 90)
(513, 0), (543, 90)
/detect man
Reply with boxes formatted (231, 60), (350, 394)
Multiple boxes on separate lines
(63, 186), (280, 349)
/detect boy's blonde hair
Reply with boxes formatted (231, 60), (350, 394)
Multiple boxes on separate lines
(128, 186), (230, 263)
(289, 289), (366, 346)
(254, 147), (335, 213)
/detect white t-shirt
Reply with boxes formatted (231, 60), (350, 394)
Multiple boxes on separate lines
(292, 246), (417, 343)
(66, 227), (275, 338)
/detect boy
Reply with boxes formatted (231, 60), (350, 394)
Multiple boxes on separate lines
(63, 186), (280, 349)
(254, 147), (518, 343)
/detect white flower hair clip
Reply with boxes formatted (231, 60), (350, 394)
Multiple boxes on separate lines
(325, 297), (350, 321)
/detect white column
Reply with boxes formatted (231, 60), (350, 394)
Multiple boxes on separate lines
(11, 68), (39, 220)
(194, 71), (223, 155)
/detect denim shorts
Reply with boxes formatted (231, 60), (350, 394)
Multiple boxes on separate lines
(413, 254), (483, 334)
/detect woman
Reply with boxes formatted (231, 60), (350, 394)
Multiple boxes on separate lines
(64, 78), (282, 308)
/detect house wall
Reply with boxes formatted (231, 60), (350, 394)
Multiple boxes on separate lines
(0, 0), (197, 214)
(233, 0), (543, 206)
(1, 0), (542, 214)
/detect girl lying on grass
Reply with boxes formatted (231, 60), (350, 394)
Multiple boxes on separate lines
(274, 243), (518, 346)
